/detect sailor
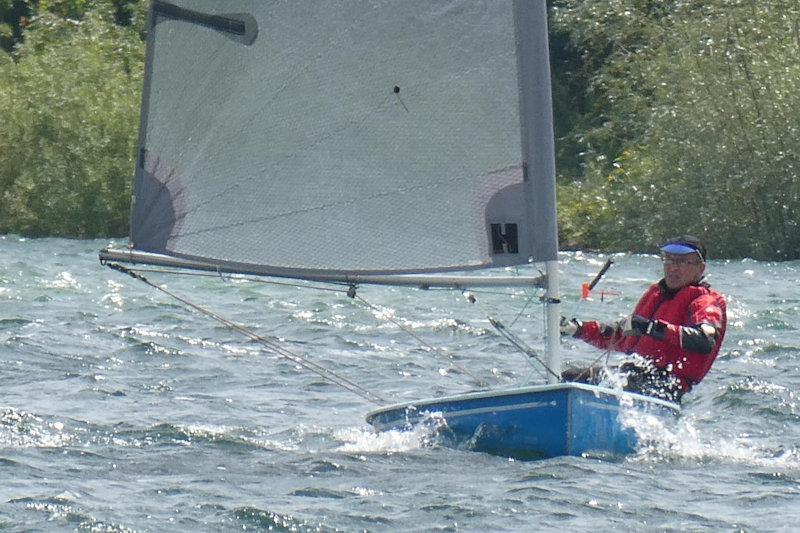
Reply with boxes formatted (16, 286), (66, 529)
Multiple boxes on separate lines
(559, 236), (727, 402)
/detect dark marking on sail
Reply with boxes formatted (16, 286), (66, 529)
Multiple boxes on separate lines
(491, 223), (519, 254)
(152, 1), (258, 45)
(131, 151), (187, 253)
(484, 168), (528, 259)
(392, 85), (409, 112)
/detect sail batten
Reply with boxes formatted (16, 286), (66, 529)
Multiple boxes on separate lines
(152, 1), (258, 44)
(127, 0), (557, 278)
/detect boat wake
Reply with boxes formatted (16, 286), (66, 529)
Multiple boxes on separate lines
(620, 405), (800, 468)
(333, 413), (447, 455)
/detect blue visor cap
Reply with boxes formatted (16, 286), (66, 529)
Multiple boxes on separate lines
(661, 243), (700, 255)
(661, 235), (707, 260)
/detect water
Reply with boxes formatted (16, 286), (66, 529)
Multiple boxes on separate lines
(1, 236), (798, 531)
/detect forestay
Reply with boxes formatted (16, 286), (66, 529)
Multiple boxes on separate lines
(118, 0), (557, 280)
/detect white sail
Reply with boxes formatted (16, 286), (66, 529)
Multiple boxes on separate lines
(120, 0), (558, 279)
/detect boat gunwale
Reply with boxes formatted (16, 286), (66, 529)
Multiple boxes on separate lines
(365, 382), (680, 422)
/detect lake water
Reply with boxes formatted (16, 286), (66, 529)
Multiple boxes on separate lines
(1, 236), (798, 531)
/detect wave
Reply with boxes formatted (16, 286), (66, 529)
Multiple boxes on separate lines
(8, 494), (138, 533)
(0, 317), (33, 329)
(0, 407), (76, 449)
(232, 506), (333, 532)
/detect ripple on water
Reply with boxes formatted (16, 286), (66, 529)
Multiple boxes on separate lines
(10, 496), (138, 533)
(0, 318), (32, 330)
(0, 408), (74, 449)
(232, 506), (330, 531)
(718, 378), (799, 417)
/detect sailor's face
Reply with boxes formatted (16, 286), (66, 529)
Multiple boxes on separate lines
(661, 252), (705, 289)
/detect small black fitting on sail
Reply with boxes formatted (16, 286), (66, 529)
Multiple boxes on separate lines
(392, 85), (409, 112)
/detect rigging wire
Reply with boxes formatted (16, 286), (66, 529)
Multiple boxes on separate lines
(457, 284), (559, 384)
(120, 258), (624, 394)
(350, 293), (489, 388)
(489, 316), (558, 382)
(516, 299), (551, 384)
(507, 289), (538, 329)
(105, 263), (386, 405)
(505, 265), (545, 329)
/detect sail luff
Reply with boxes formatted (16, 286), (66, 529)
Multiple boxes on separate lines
(514, 0), (558, 261)
(514, 1), (561, 377)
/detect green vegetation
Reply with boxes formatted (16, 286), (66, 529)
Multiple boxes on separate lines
(550, 0), (800, 260)
(1, 0), (798, 259)
(0, 0), (143, 237)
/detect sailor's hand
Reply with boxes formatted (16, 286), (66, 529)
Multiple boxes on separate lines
(619, 314), (651, 336)
(559, 317), (583, 337)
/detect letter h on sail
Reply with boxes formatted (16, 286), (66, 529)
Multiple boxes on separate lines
(491, 223), (519, 254)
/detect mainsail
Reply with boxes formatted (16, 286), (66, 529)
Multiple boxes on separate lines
(102, 0), (557, 282)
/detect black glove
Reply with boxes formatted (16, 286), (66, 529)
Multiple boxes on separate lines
(559, 317), (583, 337)
(619, 314), (650, 336)
(619, 314), (666, 340)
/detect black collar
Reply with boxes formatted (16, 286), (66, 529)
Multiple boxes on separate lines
(657, 279), (680, 299)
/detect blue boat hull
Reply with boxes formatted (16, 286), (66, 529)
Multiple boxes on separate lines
(365, 383), (679, 460)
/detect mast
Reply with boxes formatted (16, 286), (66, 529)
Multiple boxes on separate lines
(545, 260), (560, 383)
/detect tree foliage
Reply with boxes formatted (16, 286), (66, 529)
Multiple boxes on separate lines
(552, 0), (800, 259)
(0, 0), (144, 237)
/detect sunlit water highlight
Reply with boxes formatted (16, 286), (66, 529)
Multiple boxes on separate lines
(1, 237), (799, 531)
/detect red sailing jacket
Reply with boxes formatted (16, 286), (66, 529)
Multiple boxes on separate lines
(578, 280), (727, 391)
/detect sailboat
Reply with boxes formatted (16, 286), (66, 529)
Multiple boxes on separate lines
(100, 0), (678, 460)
